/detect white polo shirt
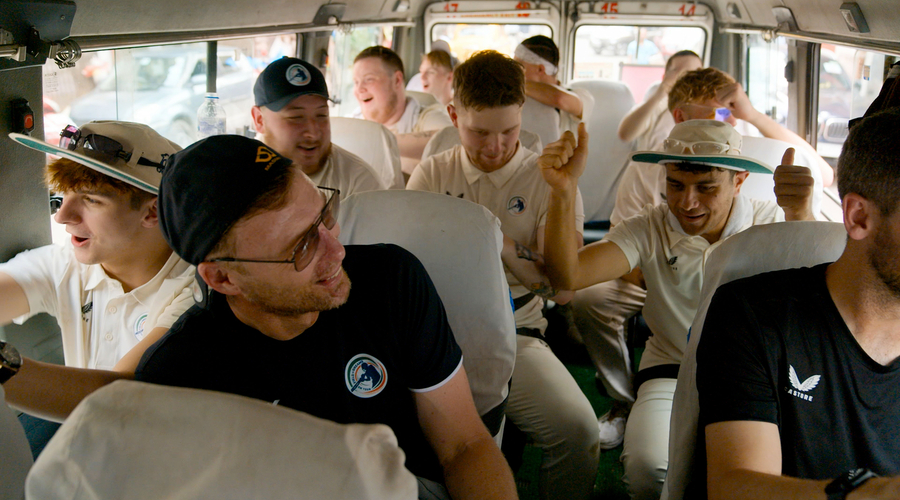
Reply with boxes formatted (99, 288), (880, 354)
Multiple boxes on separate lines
(308, 144), (387, 198)
(353, 97), (452, 135)
(558, 86), (595, 137)
(0, 245), (195, 370)
(407, 143), (585, 332)
(610, 158), (666, 225)
(603, 194), (783, 370)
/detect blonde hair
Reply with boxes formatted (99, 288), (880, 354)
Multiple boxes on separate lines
(668, 67), (735, 112)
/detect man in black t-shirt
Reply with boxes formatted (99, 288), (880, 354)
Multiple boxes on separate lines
(697, 109), (900, 500)
(138, 135), (516, 500)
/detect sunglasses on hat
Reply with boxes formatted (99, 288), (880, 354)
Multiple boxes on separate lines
(59, 125), (165, 169)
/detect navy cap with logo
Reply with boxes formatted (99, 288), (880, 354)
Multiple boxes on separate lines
(158, 135), (293, 266)
(254, 57), (329, 111)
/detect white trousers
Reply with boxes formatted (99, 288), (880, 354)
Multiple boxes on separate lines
(506, 335), (600, 500)
(621, 378), (676, 500)
(572, 278), (647, 403)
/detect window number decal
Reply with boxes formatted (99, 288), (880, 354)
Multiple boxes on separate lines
(443, 2), (458, 12)
(599, 2), (619, 14)
(515, 1), (531, 9)
(679, 4), (696, 16)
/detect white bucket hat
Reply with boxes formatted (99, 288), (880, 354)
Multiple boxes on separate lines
(9, 121), (182, 194)
(631, 119), (773, 174)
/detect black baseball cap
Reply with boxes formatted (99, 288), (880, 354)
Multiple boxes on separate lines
(158, 135), (294, 266)
(254, 57), (329, 111)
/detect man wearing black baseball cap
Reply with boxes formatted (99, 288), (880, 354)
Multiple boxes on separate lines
(251, 57), (386, 198)
(135, 135), (516, 500)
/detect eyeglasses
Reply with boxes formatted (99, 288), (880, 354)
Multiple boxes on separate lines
(59, 125), (164, 169)
(209, 186), (340, 272)
(663, 138), (739, 155)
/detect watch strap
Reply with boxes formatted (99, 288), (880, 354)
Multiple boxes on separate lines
(826, 468), (878, 500)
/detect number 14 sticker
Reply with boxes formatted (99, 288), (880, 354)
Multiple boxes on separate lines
(679, 3), (696, 16)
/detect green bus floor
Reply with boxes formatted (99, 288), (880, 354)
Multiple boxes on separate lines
(513, 305), (642, 500)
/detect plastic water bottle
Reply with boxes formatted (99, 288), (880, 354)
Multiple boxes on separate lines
(197, 93), (226, 138)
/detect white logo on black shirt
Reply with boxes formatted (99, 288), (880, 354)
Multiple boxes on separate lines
(786, 365), (821, 401)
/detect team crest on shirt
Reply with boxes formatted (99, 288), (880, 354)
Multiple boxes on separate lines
(285, 64), (311, 86)
(507, 196), (527, 216)
(345, 354), (388, 398)
(133, 313), (148, 340)
(785, 365), (821, 402)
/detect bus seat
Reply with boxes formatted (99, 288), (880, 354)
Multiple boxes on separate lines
(662, 221), (846, 500)
(568, 79), (637, 222)
(421, 125), (543, 161)
(738, 136), (824, 218)
(406, 73), (424, 92)
(330, 117), (404, 190)
(25, 380), (417, 500)
(337, 190), (517, 444)
(521, 96), (561, 153)
(1, 385), (32, 500)
(406, 90), (440, 108)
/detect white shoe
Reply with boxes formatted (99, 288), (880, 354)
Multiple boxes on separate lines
(597, 410), (627, 450)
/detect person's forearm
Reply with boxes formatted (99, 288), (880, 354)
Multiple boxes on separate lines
(500, 236), (571, 303)
(442, 436), (518, 500)
(4, 358), (129, 422)
(524, 81), (583, 118)
(710, 469), (830, 500)
(744, 109), (835, 187)
(712, 470), (900, 500)
(618, 87), (666, 142)
(543, 188), (581, 290)
(396, 130), (435, 160)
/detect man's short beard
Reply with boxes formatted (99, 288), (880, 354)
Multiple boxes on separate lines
(243, 271), (352, 317)
(869, 223), (900, 300)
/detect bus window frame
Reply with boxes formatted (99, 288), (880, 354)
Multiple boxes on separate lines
(567, 2), (714, 83)
(423, 0), (560, 59)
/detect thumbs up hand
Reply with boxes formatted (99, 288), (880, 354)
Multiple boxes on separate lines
(773, 148), (816, 221)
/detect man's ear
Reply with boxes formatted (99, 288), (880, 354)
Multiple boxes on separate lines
(197, 262), (242, 296)
(448, 103), (459, 128)
(393, 70), (404, 90)
(843, 192), (876, 241)
(141, 197), (160, 228)
(251, 106), (267, 135)
(732, 170), (750, 194)
(672, 106), (686, 124)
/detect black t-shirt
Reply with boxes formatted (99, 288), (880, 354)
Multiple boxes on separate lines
(135, 244), (463, 481)
(696, 263), (900, 485)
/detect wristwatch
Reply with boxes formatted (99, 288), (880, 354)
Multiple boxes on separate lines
(825, 468), (878, 500)
(0, 341), (22, 384)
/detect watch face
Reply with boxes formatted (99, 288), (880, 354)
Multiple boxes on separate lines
(0, 342), (22, 368)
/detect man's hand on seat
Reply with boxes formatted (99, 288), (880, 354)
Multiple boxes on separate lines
(773, 148), (815, 221)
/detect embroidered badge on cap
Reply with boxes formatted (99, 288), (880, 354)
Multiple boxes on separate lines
(345, 354), (388, 398)
(134, 313), (148, 340)
(285, 64), (311, 86)
(255, 146), (281, 170)
(507, 196), (527, 216)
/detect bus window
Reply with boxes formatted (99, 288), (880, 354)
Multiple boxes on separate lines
(41, 35), (295, 148)
(572, 25), (706, 100)
(816, 45), (898, 160)
(745, 33), (791, 132)
(430, 23), (552, 62)
(326, 26), (393, 117)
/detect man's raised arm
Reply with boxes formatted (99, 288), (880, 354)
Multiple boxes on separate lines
(538, 124), (631, 290)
